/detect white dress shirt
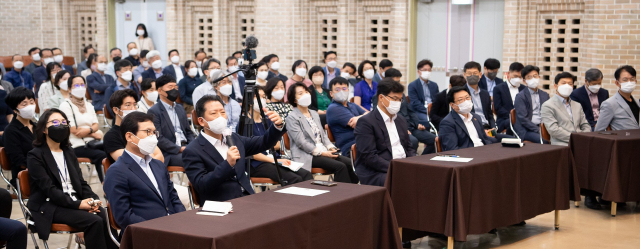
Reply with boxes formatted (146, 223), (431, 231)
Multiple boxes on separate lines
(192, 82), (216, 107)
(377, 107), (406, 159)
(229, 72), (242, 101)
(201, 132), (228, 160)
(173, 64), (184, 82)
(125, 149), (162, 199)
(51, 151), (76, 196)
(507, 81), (519, 103)
(459, 113), (484, 147)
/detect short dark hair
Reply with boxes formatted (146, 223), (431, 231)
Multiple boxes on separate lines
(66, 75), (86, 90)
(83, 45), (94, 54)
(449, 75), (467, 87)
(232, 51), (242, 57)
(291, 60), (307, 74)
(260, 54), (278, 64)
(509, 62), (524, 72)
(135, 23), (149, 38)
(28, 47), (40, 55)
(329, 77), (350, 90)
(265, 77), (284, 99)
(384, 68), (402, 78)
(357, 60), (375, 79)
(5, 87), (35, 111)
(155, 74), (176, 89)
(308, 66), (325, 79)
(202, 58), (221, 71)
(194, 50), (206, 58)
(110, 47), (121, 54)
(53, 70), (71, 90)
(379, 59), (393, 69)
(114, 59), (133, 73)
(585, 68), (603, 83)
(195, 95), (225, 119)
(51, 47), (62, 54)
(287, 82), (310, 107)
(342, 62), (356, 73)
(140, 50), (150, 59)
(324, 51), (337, 60)
(109, 89), (139, 111)
(521, 65), (540, 78)
(46, 62), (62, 82)
(225, 56), (237, 66)
(33, 108), (70, 147)
(484, 58), (501, 70)
(39, 48), (52, 57)
(417, 59), (433, 70)
(168, 49), (179, 57)
(376, 78), (404, 98)
(184, 60), (196, 70)
(614, 65), (636, 81)
(447, 86), (470, 104)
(554, 72), (576, 85)
(120, 111), (155, 142)
(463, 61), (482, 73)
(141, 79), (155, 92)
(86, 53), (98, 69)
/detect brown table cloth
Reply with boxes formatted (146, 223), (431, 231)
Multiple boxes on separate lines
(386, 143), (579, 241)
(120, 181), (401, 249)
(570, 129), (640, 202)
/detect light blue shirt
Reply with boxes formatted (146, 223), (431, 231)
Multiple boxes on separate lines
(467, 84), (488, 125)
(161, 100), (187, 143)
(224, 98), (242, 131)
(556, 94), (573, 119)
(529, 88), (541, 125)
(133, 66), (146, 82)
(116, 79), (127, 90)
(105, 61), (116, 79)
(486, 76), (496, 97)
(420, 78), (432, 104)
(124, 149), (162, 199)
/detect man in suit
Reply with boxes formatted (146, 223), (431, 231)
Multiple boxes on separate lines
(430, 75), (467, 130)
(141, 50), (164, 80)
(87, 55), (115, 112)
(439, 86), (498, 151)
(263, 54), (288, 82)
(148, 75), (195, 166)
(183, 95), (285, 203)
(494, 62), (527, 133)
(408, 59), (440, 126)
(326, 79), (367, 156)
(513, 65), (550, 143)
(24, 47), (42, 75)
(103, 111), (185, 236)
(478, 58), (504, 96)
(570, 68), (609, 130)
(464, 61), (496, 130)
(162, 49), (186, 82)
(595, 65), (639, 131)
(76, 45), (95, 73)
(4, 55), (34, 91)
(105, 48), (122, 79)
(541, 72), (591, 146)
(33, 48), (74, 92)
(225, 56), (246, 102)
(372, 59), (393, 83)
(322, 51), (341, 89)
(104, 60), (141, 118)
(354, 78), (415, 186)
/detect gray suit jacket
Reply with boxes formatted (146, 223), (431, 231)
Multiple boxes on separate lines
(285, 108), (334, 171)
(541, 95), (591, 146)
(595, 92), (640, 131)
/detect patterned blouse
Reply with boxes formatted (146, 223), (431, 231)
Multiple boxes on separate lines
(266, 102), (293, 124)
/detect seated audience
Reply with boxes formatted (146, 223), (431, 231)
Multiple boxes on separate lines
(80, 53), (97, 78)
(340, 62), (359, 97)
(494, 62), (527, 133)
(48, 70), (72, 110)
(285, 82), (358, 183)
(570, 68), (609, 130)
(326, 78), (366, 156)
(24, 47), (42, 75)
(430, 75), (467, 130)
(478, 58), (504, 96)
(34, 48), (74, 92)
(309, 66), (331, 114)
(30, 49), (54, 85)
(37, 62), (63, 114)
(541, 72), (591, 146)
(373, 59), (393, 83)
(133, 50), (150, 83)
(595, 65), (639, 131)
(124, 42), (141, 67)
(3, 87), (35, 187)
(104, 59), (141, 118)
(137, 78), (157, 113)
(322, 51), (340, 89)
(103, 111), (185, 236)
(265, 77), (293, 123)
(76, 45), (95, 73)
(354, 78), (414, 186)
(0, 188), (27, 249)
(464, 61), (496, 130)
(225, 56), (246, 102)
(184, 95), (285, 203)
(284, 60), (312, 102)
(194, 50), (207, 76)
(148, 75), (195, 166)
(87, 55), (115, 112)
(513, 65), (550, 143)
(192, 58), (222, 104)
(0, 86), (13, 145)
(178, 60), (203, 113)
(0, 70), (15, 94)
(163, 49), (186, 82)
(105, 47), (122, 79)
(354, 60), (378, 111)
(408, 59), (439, 125)
(262, 54), (288, 82)
(5, 55), (34, 91)
(255, 62), (270, 87)
(439, 86), (498, 151)
(141, 50), (163, 80)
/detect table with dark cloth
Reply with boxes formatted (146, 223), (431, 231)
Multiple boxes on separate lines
(119, 181), (401, 249)
(386, 143), (579, 246)
(569, 129), (640, 216)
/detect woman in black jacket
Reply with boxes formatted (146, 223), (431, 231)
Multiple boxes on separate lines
(26, 108), (117, 249)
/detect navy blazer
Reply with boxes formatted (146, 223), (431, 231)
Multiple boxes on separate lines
(162, 65), (187, 81)
(570, 86), (609, 128)
(266, 71), (288, 82)
(229, 75), (246, 101)
(408, 78), (439, 115)
(104, 80), (141, 119)
(183, 126), (285, 204)
(322, 66), (341, 89)
(147, 101), (195, 156)
(468, 85), (496, 129)
(513, 88), (550, 138)
(478, 74), (504, 93)
(493, 82), (526, 131)
(354, 108), (415, 186)
(34, 64), (74, 95)
(439, 111), (498, 152)
(103, 151), (185, 236)
(429, 90), (448, 130)
(141, 67), (159, 80)
(86, 72), (116, 111)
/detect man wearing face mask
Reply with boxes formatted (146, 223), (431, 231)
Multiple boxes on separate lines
(183, 95), (285, 203)
(408, 59), (440, 127)
(595, 65), (640, 131)
(134, 50), (150, 84)
(104, 60), (141, 119)
(493, 62), (527, 134)
(148, 75), (195, 166)
(194, 50), (207, 76)
(373, 59), (393, 83)
(322, 51), (341, 89)
(478, 58), (504, 97)
(354, 78), (415, 186)
(87, 55), (116, 112)
(439, 86), (498, 151)
(24, 47), (41, 75)
(33, 48), (75, 91)
(513, 65), (550, 143)
(192, 58), (223, 105)
(162, 49), (186, 83)
(3, 87), (36, 188)
(225, 56), (246, 102)
(430, 76), (467, 130)
(463, 61), (496, 131)
(124, 42), (141, 67)
(103, 111), (186, 236)
(76, 45), (95, 73)
(4, 55), (34, 92)
(541, 72), (591, 146)
(105, 47), (122, 79)
(262, 54), (288, 82)
(570, 68), (609, 130)
(327, 78), (367, 156)
(141, 50), (163, 80)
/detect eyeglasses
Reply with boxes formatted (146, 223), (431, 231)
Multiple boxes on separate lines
(384, 95), (403, 102)
(620, 77), (637, 82)
(333, 87), (349, 92)
(524, 75), (540, 80)
(72, 83), (86, 88)
(454, 96), (471, 104)
(48, 119), (68, 127)
(137, 129), (159, 138)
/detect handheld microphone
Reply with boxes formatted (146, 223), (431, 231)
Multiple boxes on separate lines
(223, 129), (235, 147)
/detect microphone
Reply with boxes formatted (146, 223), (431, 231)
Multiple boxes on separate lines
(244, 35), (259, 49)
(223, 129), (235, 147)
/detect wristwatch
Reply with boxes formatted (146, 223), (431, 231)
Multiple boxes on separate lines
(89, 127), (94, 134)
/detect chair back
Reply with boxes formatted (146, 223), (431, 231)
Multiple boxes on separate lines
(107, 203), (121, 230)
(102, 158), (112, 173)
(176, 94), (184, 104)
(103, 104), (113, 120)
(349, 97), (354, 103)
(540, 123), (551, 141)
(282, 132), (291, 150)
(17, 170), (30, 199)
(428, 103), (432, 114)
(606, 125), (612, 131)
(325, 124), (335, 143)
(351, 144), (356, 159)
(406, 96), (410, 104)
(188, 182), (200, 207)
(85, 88), (92, 100)
(35, 101), (40, 115)
(435, 137), (442, 153)
(0, 147), (10, 171)
(510, 109), (516, 125)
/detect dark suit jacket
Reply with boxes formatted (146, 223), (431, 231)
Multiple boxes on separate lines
(469, 86), (496, 129)
(86, 72), (116, 111)
(570, 86), (609, 128)
(429, 90), (448, 130)
(478, 74), (504, 93)
(408, 78), (439, 115)
(162, 65), (186, 81)
(141, 67), (160, 80)
(229, 75), (246, 101)
(439, 111), (498, 152)
(267, 71), (288, 82)
(322, 66), (341, 89)
(493, 82), (526, 131)
(183, 126), (285, 204)
(513, 88), (550, 138)
(34, 64), (74, 93)
(354, 108), (415, 186)
(26, 144), (99, 240)
(147, 101), (195, 157)
(103, 151), (185, 235)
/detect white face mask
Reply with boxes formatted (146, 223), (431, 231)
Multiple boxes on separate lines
(196, 61), (202, 68)
(142, 61), (150, 68)
(456, 100), (473, 114)
(526, 78), (540, 89)
(257, 71), (269, 80)
(188, 67), (198, 77)
(271, 90), (285, 100)
(327, 60), (337, 68)
(59, 80), (69, 91)
(146, 91), (158, 102)
(295, 68), (307, 77)
(312, 76), (324, 86)
(17, 104), (36, 119)
(32, 54), (41, 61)
(13, 61), (24, 69)
(129, 49), (139, 56)
(208, 69), (221, 79)
(137, 29), (145, 36)
(228, 66), (239, 73)
(121, 71), (133, 82)
(43, 58), (54, 65)
(253, 98), (267, 112)
(620, 81), (637, 93)
(132, 134), (158, 155)
(270, 62), (280, 71)
(587, 84), (601, 93)
(297, 93), (312, 107)
(219, 84), (233, 97)
(557, 84), (573, 97)
(151, 60), (163, 69)
(420, 71), (431, 81)
(170, 56), (180, 64)
(97, 63), (107, 72)
(382, 95), (401, 115)
(118, 108), (136, 119)
(363, 69), (375, 80)
(333, 90), (349, 103)
(510, 77), (523, 88)
(54, 55), (64, 63)
(340, 72), (350, 78)
(71, 87), (86, 99)
(205, 116), (228, 134)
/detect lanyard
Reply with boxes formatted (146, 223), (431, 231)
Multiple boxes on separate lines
(55, 154), (72, 195)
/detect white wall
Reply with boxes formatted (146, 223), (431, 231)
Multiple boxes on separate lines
(115, 0), (167, 62)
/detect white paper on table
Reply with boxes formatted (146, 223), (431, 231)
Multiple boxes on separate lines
(275, 187), (329, 197)
(196, 211), (227, 216)
(200, 201), (233, 216)
(280, 161), (304, 172)
(430, 156), (473, 163)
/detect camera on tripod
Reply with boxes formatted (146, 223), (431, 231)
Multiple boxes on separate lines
(237, 36), (259, 81)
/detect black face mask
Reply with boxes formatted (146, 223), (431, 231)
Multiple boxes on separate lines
(487, 72), (498, 80)
(165, 89), (179, 102)
(48, 125), (70, 143)
(113, 56), (122, 62)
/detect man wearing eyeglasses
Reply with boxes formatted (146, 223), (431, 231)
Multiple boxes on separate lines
(103, 111), (186, 238)
(354, 78), (415, 187)
(513, 65), (550, 143)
